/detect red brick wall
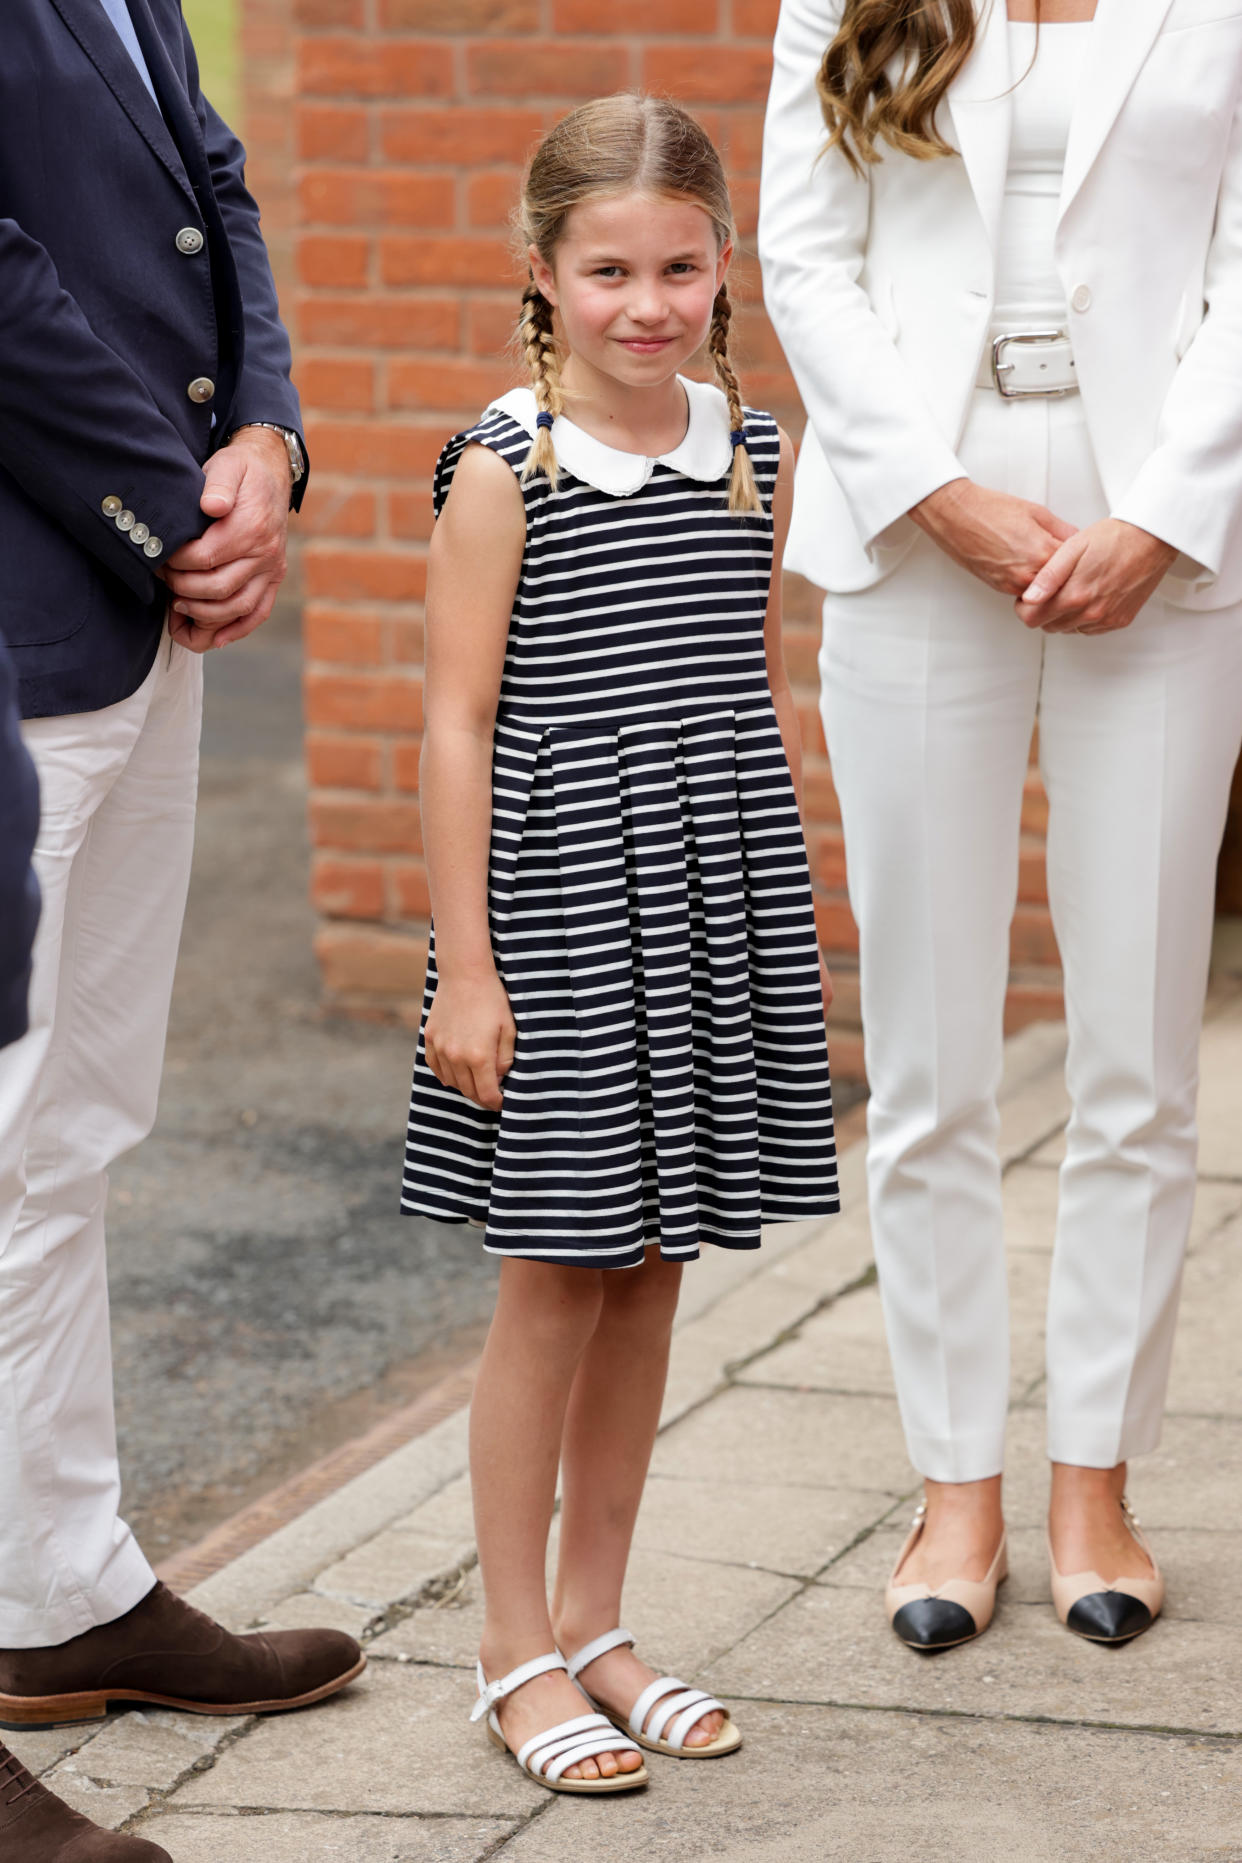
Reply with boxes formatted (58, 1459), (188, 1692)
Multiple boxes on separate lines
(243, 0), (297, 316)
(291, 0), (1068, 1078)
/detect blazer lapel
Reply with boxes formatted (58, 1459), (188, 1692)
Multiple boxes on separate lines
(48, 0), (196, 206)
(1058, 0), (1175, 222)
(123, 0), (213, 192)
(946, 0), (1013, 253)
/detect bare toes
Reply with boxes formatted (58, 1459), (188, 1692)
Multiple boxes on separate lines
(618, 1749), (644, 1772)
(596, 1752), (618, 1777)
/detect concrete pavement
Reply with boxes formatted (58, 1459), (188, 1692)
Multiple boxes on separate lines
(11, 969), (1242, 1861)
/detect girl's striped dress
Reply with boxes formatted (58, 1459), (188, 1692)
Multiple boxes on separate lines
(402, 376), (839, 1269)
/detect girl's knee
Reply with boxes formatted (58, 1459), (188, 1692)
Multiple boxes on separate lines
(495, 1258), (606, 1341)
(601, 1250), (683, 1318)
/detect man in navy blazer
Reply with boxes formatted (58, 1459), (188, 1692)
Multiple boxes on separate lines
(0, 8), (364, 1856)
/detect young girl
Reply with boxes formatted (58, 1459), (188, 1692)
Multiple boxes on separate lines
(402, 93), (839, 1796)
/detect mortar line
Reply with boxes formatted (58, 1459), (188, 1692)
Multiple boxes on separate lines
(710, 1691), (1242, 1744)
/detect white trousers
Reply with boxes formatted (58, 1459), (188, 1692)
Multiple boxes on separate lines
(821, 389), (1242, 1482)
(0, 641), (201, 1646)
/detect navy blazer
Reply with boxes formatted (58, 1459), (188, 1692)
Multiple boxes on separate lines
(0, 627), (41, 1048)
(3, 0), (306, 719)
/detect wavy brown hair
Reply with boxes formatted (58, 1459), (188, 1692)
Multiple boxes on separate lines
(514, 93), (762, 518)
(818, 0), (997, 174)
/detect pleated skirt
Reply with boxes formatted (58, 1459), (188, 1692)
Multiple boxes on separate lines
(401, 698), (839, 1269)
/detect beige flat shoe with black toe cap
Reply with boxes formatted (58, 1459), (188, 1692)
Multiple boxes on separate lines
(885, 1502), (1009, 1651)
(1049, 1497), (1164, 1645)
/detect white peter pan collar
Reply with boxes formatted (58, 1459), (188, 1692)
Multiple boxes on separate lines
(487, 375), (735, 497)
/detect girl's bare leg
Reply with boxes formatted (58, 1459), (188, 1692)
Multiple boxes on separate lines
(551, 1248), (725, 1748)
(471, 1257), (641, 1780)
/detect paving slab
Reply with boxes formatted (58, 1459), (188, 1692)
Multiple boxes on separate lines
(487, 1700), (1242, 1863)
(1197, 995), (1242, 1181)
(1165, 1207), (1242, 1418)
(367, 1570), (486, 1671)
(1002, 1161), (1242, 1255)
(314, 1525), (478, 1612)
(136, 1809), (521, 1861)
(995, 1022), (1070, 1165)
(701, 1578), (1242, 1737)
(43, 1707), (247, 1792)
(736, 1251), (1052, 1404)
(39, 1772), (151, 1831)
(631, 1471), (895, 1578)
(649, 1385), (914, 1498)
(5, 1723), (105, 1778)
(254, 1591), (376, 1637)
(168, 1662), (536, 1818)
(389, 1472), (476, 1546)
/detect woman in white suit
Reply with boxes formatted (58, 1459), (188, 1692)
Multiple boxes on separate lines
(760, 0), (1242, 1650)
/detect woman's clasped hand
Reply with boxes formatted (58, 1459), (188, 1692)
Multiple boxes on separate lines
(911, 479), (1178, 634)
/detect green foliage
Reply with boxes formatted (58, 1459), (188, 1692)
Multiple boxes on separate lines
(183, 0), (238, 129)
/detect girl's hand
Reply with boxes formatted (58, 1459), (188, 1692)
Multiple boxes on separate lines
(819, 951), (835, 1018)
(911, 479), (1078, 597)
(423, 968), (517, 1112)
(1014, 519), (1178, 634)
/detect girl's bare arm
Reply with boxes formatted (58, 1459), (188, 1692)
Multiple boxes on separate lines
(763, 428), (833, 1012)
(419, 445), (526, 1109)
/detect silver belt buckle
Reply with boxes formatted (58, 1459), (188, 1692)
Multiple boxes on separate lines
(991, 329), (1075, 399)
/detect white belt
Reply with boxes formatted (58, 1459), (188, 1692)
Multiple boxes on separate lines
(977, 328), (1079, 397)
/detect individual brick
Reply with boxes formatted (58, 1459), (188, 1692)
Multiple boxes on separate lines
(305, 669), (425, 733)
(380, 106), (543, 166)
(305, 733), (385, 793)
(641, 44), (774, 103)
(299, 296), (458, 351)
(311, 855), (387, 919)
(303, 604), (386, 664)
(466, 41), (630, 98)
(314, 923), (428, 997)
(299, 37), (454, 99)
(310, 795), (423, 853)
(304, 546), (428, 603)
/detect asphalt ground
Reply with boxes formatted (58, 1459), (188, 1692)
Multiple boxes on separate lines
(107, 606), (500, 1561)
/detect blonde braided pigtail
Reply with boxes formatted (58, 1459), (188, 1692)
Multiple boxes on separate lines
(708, 285), (763, 519)
(518, 279), (564, 488)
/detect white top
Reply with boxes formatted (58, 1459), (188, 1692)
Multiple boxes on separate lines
(993, 23), (1092, 330)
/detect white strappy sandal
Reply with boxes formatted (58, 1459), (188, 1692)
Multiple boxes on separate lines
(565, 1628), (742, 1759)
(470, 1651), (649, 1795)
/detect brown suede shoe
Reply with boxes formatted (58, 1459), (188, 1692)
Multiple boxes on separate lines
(1, 1742), (172, 1860)
(0, 1584), (365, 1729)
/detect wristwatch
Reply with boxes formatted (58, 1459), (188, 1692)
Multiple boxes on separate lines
(227, 422), (306, 490)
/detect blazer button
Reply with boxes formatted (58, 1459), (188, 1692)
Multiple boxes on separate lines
(176, 227), (205, 255)
(130, 522), (150, 545)
(116, 509), (135, 532)
(144, 537), (164, 559)
(1071, 283), (1092, 313)
(101, 495), (123, 517)
(187, 377), (216, 404)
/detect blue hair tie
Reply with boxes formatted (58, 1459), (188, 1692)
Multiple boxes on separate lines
(536, 411), (554, 431)
(730, 427), (748, 450)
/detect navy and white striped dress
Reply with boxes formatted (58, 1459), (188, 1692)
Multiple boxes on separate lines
(402, 376), (839, 1269)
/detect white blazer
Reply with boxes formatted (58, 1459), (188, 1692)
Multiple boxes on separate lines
(759, 0), (1242, 604)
